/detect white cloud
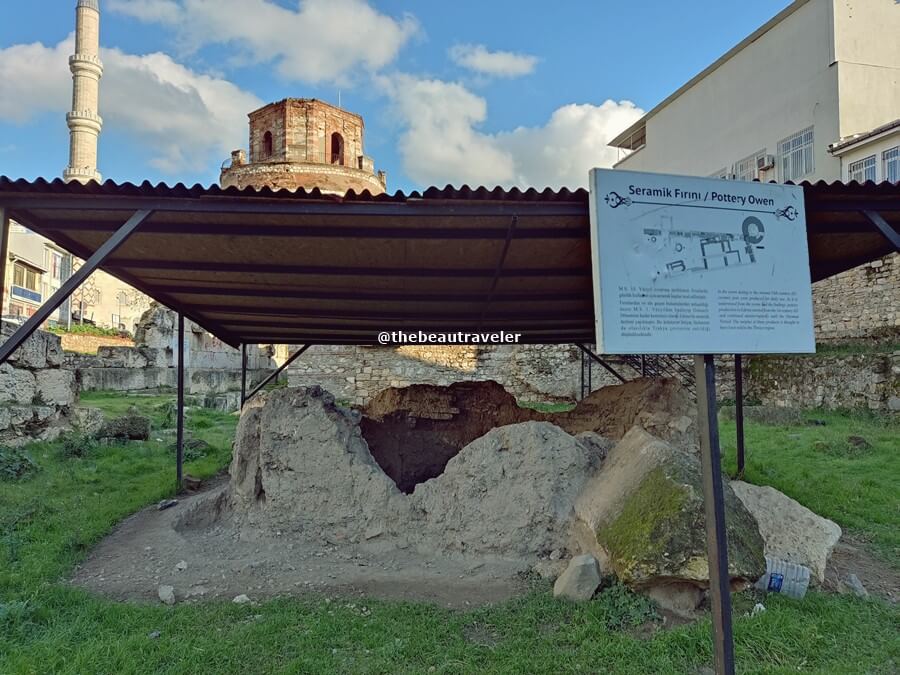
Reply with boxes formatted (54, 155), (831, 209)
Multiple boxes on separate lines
(380, 75), (644, 189)
(110, 0), (419, 85)
(0, 36), (262, 174)
(108, 0), (182, 23)
(448, 44), (538, 78)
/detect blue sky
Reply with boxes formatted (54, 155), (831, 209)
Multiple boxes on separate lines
(0, 0), (791, 192)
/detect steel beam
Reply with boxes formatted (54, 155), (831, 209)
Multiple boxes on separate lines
(0, 209), (152, 365)
(734, 354), (746, 478)
(240, 344), (247, 409)
(105, 259), (590, 278)
(242, 344), (311, 406)
(694, 354), (736, 675)
(574, 343), (627, 383)
(152, 285), (592, 304)
(0, 194), (588, 218)
(0, 208), (9, 318)
(176, 313), (185, 491)
(862, 210), (900, 251)
(36, 219), (589, 240)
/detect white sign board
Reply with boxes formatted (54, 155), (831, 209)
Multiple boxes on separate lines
(589, 169), (815, 355)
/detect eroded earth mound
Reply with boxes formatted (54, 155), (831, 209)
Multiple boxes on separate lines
(72, 379), (782, 609)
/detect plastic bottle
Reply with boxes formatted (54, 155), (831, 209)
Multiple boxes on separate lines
(754, 556), (811, 599)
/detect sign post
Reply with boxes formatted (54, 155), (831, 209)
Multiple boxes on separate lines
(589, 169), (815, 675)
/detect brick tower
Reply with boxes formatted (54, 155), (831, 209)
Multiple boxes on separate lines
(64, 0), (103, 184)
(220, 98), (386, 194)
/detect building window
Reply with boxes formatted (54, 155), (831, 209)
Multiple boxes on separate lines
(847, 154), (877, 183)
(734, 150), (767, 182)
(13, 263), (40, 292)
(884, 146), (899, 183)
(710, 168), (731, 180)
(46, 250), (64, 283)
(263, 131), (273, 158)
(331, 132), (344, 165)
(778, 127), (814, 181)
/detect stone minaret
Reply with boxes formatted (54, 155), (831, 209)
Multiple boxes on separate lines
(64, 0), (103, 183)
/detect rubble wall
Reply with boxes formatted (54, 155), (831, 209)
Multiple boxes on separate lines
(0, 321), (76, 446)
(288, 344), (625, 405)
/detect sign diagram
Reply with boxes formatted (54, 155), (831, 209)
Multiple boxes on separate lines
(643, 215), (766, 279)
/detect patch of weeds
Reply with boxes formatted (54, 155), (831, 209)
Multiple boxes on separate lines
(170, 437), (211, 461)
(519, 401), (576, 413)
(813, 436), (874, 459)
(593, 582), (659, 631)
(0, 446), (40, 481)
(60, 433), (99, 459)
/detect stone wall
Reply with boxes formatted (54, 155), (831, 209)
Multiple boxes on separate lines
(1, 322), (77, 446)
(288, 344), (625, 405)
(715, 352), (899, 411)
(66, 304), (275, 395)
(812, 253), (899, 342)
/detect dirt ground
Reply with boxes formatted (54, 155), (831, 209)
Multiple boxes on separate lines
(822, 533), (899, 603)
(71, 480), (530, 609)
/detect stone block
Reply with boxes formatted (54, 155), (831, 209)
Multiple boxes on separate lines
(0, 364), (37, 404)
(35, 370), (77, 407)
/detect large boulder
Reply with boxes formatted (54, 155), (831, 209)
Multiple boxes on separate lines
(227, 386), (412, 541)
(412, 421), (607, 557)
(730, 481), (841, 584)
(575, 427), (765, 590)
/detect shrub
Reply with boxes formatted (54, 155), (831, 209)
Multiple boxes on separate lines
(0, 446), (40, 481)
(60, 433), (98, 459)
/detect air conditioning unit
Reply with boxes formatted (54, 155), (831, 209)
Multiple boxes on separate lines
(757, 154), (776, 171)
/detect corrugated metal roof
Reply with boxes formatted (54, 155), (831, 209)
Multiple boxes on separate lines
(0, 176), (896, 347)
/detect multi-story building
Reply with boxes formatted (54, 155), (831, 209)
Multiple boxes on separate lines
(608, 0), (899, 342)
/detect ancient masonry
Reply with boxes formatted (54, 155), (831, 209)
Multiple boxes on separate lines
(65, 305), (274, 402)
(220, 99), (387, 195)
(63, 0), (103, 184)
(0, 322), (76, 446)
(812, 253), (899, 342)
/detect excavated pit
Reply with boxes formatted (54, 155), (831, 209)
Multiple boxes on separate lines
(359, 378), (697, 493)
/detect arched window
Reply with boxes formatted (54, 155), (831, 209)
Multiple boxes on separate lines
(263, 130), (273, 158)
(330, 132), (344, 165)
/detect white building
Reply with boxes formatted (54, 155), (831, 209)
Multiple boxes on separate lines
(607, 0), (899, 343)
(609, 0), (900, 185)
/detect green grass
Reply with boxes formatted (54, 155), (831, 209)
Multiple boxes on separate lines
(720, 409), (900, 566)
(519, 401), (576, 413)
(1, 395), (898, 674)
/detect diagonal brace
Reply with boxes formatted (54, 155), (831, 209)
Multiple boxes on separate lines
(242, 344), (311, 406)
(575, 343), (627, 383)
(861, 210), (900, 252)
(0, 209), (153, 365)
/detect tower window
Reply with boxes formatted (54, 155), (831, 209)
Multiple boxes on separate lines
(263, 131), (273, 158)
(331, 132), (345, 165)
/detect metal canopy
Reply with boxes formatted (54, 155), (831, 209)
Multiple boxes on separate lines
(0, 176), (896, 348)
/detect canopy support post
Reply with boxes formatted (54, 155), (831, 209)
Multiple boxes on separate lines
(694, 354), (735, 675)
(0, 207), (9, 319)
(734, 354), (746, 478)
(861, 210), (900, 251)
(574, 343), (626, 383)
(176, 312), (185, 491)
(240, 344), (247, 409)
(243, 344), (310, 406)
(0, 209), (153, 365)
